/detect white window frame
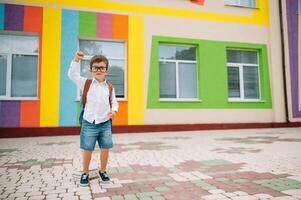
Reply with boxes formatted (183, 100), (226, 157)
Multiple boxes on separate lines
(0, 33), (39, 100)
(76, 38), (127, 101)
(227, 50), (261, 102)
(159, 44), (199, 101)
(225, 0), (257, 8)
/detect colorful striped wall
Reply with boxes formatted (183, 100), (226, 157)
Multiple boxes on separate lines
(10, 0), (269, 25)
(0, 4), (42, 128)
(0, 3), (145, 128)
(0, 1), (299, 129)
(59, 9), (131, 127)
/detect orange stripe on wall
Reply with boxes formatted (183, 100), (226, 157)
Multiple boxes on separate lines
(20, 6), (43, 127)
(112, 101), (128, 125)
(112, 14), (128, 40)
(111, 14), (128, 125)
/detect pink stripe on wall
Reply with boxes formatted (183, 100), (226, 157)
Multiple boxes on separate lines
(96, 13), (113, 38)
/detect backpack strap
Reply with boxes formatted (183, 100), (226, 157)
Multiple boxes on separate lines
(82, 79), (92, 108)
(107, 82), (113, 109)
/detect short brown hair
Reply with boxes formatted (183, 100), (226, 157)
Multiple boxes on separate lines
(89, 55), (109, 69)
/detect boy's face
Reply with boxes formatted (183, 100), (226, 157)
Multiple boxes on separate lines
(90, 61), (108, 78)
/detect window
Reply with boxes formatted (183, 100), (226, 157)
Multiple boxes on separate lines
(159, 44), (198, 100)
(78, 39), (126, 99)
(225, 0), (256, 8)
(0, 34), (39, 100)
(227, 49), (260, 101)
(299, 0), (301, 14)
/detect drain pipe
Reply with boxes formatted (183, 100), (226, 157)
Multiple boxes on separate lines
(278, 0), (290, 123)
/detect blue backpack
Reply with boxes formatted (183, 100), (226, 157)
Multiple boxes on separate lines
(79, 79), (113, 125)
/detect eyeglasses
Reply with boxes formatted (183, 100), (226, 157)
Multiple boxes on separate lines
(91, 65), (108, 72)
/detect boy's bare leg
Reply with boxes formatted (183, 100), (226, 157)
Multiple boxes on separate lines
(100, 148), (109, 172)
(83, 150), (92, 174)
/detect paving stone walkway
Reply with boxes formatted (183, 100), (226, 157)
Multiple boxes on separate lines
(0, 127), (301, 200)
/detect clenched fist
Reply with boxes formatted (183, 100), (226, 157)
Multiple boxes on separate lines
(74, 51), (84, 62)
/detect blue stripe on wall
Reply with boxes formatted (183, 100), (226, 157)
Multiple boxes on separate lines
(59, 10), (79, 126)
(0, 4), (4, 30)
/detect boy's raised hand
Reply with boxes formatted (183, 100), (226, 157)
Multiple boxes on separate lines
(74, 51), (84, 62)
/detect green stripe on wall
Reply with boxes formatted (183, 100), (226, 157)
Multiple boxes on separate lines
(79, 11), (96, 37)
(147, 36), (272, 109)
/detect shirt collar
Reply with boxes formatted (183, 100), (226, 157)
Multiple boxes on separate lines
(92, 77), (107, 85)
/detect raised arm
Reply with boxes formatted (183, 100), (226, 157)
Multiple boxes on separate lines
(68, 51), (87, 91)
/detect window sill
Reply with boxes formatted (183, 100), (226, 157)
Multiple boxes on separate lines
(159, 98), (202, 102)
(0, 97), (39, 101)
(224, 4), (258, 9)
(228, 99), (266, 103)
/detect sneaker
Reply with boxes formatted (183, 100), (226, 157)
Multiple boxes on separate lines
(80, 173), (89, 186)
(97, 171), (110, 183)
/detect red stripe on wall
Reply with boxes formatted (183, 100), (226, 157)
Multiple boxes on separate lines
(24, 6), (42, 32)
(112, 14), (128, 40)
(20, 6), (43, 127)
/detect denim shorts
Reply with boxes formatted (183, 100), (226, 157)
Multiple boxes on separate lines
(80, 119), (113, 151)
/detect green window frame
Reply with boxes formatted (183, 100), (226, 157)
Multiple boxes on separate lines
(147, 36), (272, 109)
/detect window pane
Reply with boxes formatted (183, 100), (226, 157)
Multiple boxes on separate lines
(159, 44), (196, 60)
(159, 62), (176, 98)
(106, 60), (125, 98)
(79, 40), (125, 58)
(79, 40), (126, 98)
(179, 63), (198, 98)
(225, 0), (239, 5)
(175, 46), (196, 60)
(227, 50), (258, 64)
(0, 55), (7, 95)
(243, 66), (260, 99)
(228, 67), (240, 98)
(299, 0), (301, 13)
(227, 50), (241, 63)
(241, 51), (258, 64)
(159, 45), (176, 60)
(11, 54), (38, 97)
(240, 0), (256, 7)
(80, 60), (93, 79)
(0, 34), (38, 53)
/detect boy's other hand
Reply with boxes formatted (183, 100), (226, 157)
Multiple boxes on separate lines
(108, 111), (117, 119)
(74, 51), (84, 62)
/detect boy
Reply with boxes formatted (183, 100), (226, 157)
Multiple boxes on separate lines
(68, 51), (118, 186)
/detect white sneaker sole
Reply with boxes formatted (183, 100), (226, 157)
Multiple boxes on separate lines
(80, 183), (89, 187)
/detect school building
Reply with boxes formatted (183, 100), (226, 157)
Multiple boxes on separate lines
(0, 0), (300, 137)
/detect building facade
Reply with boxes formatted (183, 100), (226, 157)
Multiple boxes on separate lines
(0, 0), (300, 135)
